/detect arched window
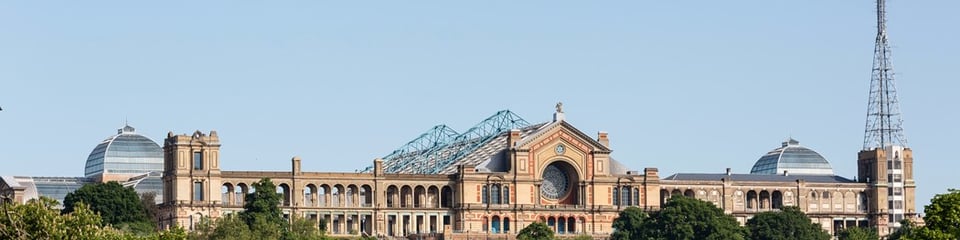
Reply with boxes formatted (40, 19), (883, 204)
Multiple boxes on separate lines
(491, 184), (501, 204)
(612, 187), (619, 206)
(503, 217), (511, 233)
(491, 216), (501, 233)
(633, 187), (641, 206)
(482, 185), (489, 204)
(558, 217), (567, 234)
(621, 186), (630, 206)
(503, 185), (510, 204)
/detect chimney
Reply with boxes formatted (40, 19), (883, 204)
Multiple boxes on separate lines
(508, 129), (521, 147)
(726, 168), (732, 176)
(292, 156), (302, 176)
(374, 158), (383, 177)
(597, 131), (609, 148)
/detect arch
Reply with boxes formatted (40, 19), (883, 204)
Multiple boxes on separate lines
(491, 184), (501, 205)
(482, 216), (489, 233)
(557, 216), (566, 234)
(634, 187), (641, 206)
(400, 185), (412, 208)
(733, 190), (744, 211)
(482, 185), (489, 204)
(491, 216), (501, 233)
(539, 216), (547, 223)
(304, 184), (317, 207)
(671, 189), (682, 196)
(772, 191), (783, 209)
(386, 185), (399, 208)
(503, 185), (510, 204)
(844, 191), (856, 212)
(612, 187), (619, 205)
(547, 217), (556, 232)
(221, 183), (233, 206)
(621, 186), (631, 206)
(833, 191), (843, 211)
(746, 190), (758, 210)
(541, 160), (581, 205)
(567, 216), (576, 234)
(440, 186), (453, 208)
(345, 185), (357, 207)
(660, 189), (670, 206)
(331, 184), (343, 207)
(235, 183), (247, 206)
(759, 191), (770, 209)
(318, 184), (330, 207)
(277, 183), (291, 206)
(361, 185), (373, 207)
(414, 185), (426, 208)
(683, 189), (695, 198)
(858, 191), (868, 212)
(503, 217), (511, 233)
(427, 186), (439, 208)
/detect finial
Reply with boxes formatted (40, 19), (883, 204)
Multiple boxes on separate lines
(555, 102), (563, 113)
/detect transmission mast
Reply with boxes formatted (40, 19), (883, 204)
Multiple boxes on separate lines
(862, 0), (909, 230)
(863, 0), (907, 150)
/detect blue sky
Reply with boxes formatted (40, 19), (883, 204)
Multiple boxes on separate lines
(1, 1), (957, 209)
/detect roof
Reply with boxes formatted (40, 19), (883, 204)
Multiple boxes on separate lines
(84, 125), (163, 178)
(374, 110), (630, 175)
(662, 173), (857, 184)
(750, 139), (834, 175)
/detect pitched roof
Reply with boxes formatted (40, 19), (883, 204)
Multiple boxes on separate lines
(662, 173), (857, 184)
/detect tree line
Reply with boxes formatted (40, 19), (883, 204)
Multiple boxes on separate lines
(3, 179), (958, 239)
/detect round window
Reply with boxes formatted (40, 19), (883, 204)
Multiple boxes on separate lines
(541, 163), (571, 200)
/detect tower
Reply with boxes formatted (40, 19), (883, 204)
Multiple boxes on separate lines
(159, 130), (223, 230)
(857, 0), (917, 236)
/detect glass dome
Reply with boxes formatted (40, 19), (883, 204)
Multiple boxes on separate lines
(84, 125), (163, 178)
(750, 139), (834, 175)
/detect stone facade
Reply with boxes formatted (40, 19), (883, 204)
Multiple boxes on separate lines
(157, 112), (917, 239)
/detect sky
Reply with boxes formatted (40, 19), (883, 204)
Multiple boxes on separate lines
(1, 1), (957, 209)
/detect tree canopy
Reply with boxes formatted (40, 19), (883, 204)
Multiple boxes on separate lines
(0, 196), (185, 240)
(611, 196), (746, 240)
(890, 189), (960, 240)
(745, 206), (830, 240)
(517, 221), (554, 240)
(62, 181), (154, 233)
(837, 227), (879, 240)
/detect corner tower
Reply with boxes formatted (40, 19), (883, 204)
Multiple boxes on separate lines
(857, 0), (917, 236)
(159, 130), (222, 230)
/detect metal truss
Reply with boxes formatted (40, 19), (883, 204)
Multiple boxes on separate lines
(863, 0), (908, 150)
(366, 110), (532, 174)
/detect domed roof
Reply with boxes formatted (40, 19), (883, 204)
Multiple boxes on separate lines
(84, 125), (163, 178)
(749, 139), (834, 175)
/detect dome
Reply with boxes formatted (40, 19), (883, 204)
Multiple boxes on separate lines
(84, 125), (163, 179)
(749, 139), (834, 175)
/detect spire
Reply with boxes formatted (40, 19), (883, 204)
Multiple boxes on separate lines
(863, 0), (907, 150)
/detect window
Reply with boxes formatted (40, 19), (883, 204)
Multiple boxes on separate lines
(482, 185), (488, 204)
(503, 186), (510, 204)
(194, 182), (204, 201)
(193, 152), (203, 170)
(491, 184), (501, 204)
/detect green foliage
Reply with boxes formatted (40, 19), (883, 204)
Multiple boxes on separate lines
(837, 227), (879, 240)
(746, 206), (830, 240)
(210, 215), (254, 240)
(610, 206), (648, 240)
(141, 192), (160, 226)
(287, 215), (323, 240)
(240, 178), (285, 229)
(639, 196), (746, 240)
(62, 181), (152, 232)
(517, 221), (554, 240)
(572, 234), (594, 240)
(0, 196), (150, 239)
(921, 189), (960, 238)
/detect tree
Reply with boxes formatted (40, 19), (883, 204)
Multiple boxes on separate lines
(141, 192), (160, 227)
(746, 206), (830, 240)
(610, 206), (648, 240)
(62, 181), (152, 232)
(644, 196), (746, 240)
(517, 222), (554, 240)
(921, 189), (960, 238)
(837, 227), (878, 240)
(240, 178), (285, 229)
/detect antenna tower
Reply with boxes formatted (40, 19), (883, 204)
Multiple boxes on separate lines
(863, 0), (908, 150)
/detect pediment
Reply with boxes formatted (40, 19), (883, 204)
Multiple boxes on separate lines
(515, 121), (611, 153)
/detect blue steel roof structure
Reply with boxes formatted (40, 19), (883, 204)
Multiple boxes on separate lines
(367, 110), (533, 174)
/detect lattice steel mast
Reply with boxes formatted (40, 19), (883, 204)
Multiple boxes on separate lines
(863, 0), (908, 150)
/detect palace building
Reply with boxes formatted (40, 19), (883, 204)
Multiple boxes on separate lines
(155, 105), (917, 239)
